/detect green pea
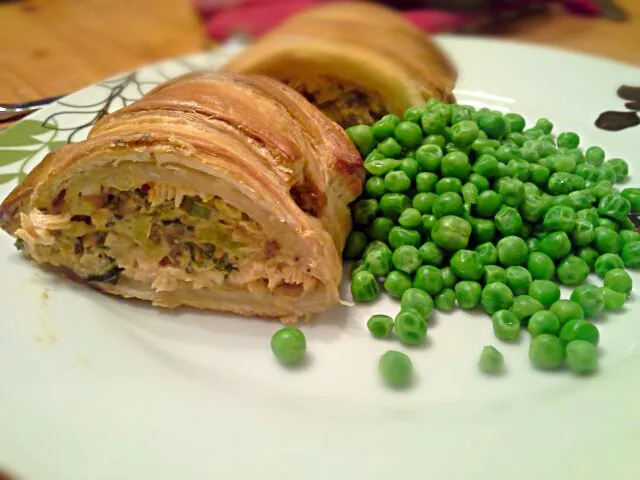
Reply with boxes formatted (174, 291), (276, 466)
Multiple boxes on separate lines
(364, 177), (385, 198)
(388, 227), (421, 249)
(368, 217), (394, 242)
(477, 111), (507, 139)
(394, 121), (423, 149)
(450, 105), (472, 124)
(597, 193), (630, 222)
(566, 340), (598, 375)
(475, 242), (498, 266)
(379, 350), (413, 388)
(418, 242), (444, 266)
(461, 183), (479, 205)
(593, 253), (625, 277)
(568, 189), (594, 210)
(431, 215), (472, 251)
(440, 151), (471, 181)
(270, 327), (306, 365)
(538, 231), (571, 260)
(527, 237), (541, 253)
(435, 288), (456, 312)
(351, 271), (380, 302)
(529, 163), (550, 187)
(435, 177), (463, 194)
(584, 146), (605, 166)
(423, 134), (446, 149)
(504, 112), (525, 133)
(343, 231), (368, 259)
(557, 256), (590, 286)
(520, 141), (539, 163)
(394, 308), (428, 344)
(478, 346), (504, 374)
(421, 110), (447, 135)
(620, 230), (640, 246)
(364, 159), (400, 177)
(549, 299), (584, 326)
(603, 268), (632, 295)
(440, 266), (457, 289)
(542, 205), (576, 233)
(534, 118), (553, 134)
(597, 217), (619, 231)
(352, 199), (378, 226)
(593, 227), (621, 254)
(605, 158), (629, 182)
(556, 131), (580, 149)
(619, 217), (636, 231)
(378, 137), (403, 158)
(559, 319), (600, 346)
(364, 245), (393, 277)
(523, 127), (544, 140)
(411, 265), (442, 296)
(576, 207), (599, 226)
(367, 314), (394, 338)
(391, 245), (421, 274)
(484, 265), (507, 284)
(379, 193), (410, 220)
(481, 282), (514, 315)
(384, 271), (412, 299)
(520, 194), (550, 223)
(528, 280), (560, 308)
(455, 281), (482, 310)
(496, 236), (528, 267)
(431, 103), (453, 124)
(366, 150), (385, 163)
(403, 108), (423, 124)
(468, 173), (490, 192)
(398, 208), (423, 229)
(527, 251), (555, 280)
(495, 143), (519, 163)
(471, 138), (500, 155)
(421, 214), (436, 235)
(495, 205), (524, 236)
(598, 165), (617, 183)
(529, 334), (565, 369)
(415, 172), (438, 193)
(621, 187), (640, 213)
(570, 285), (604, 319)
(603, 287), (626, 311)
(345, 125), (375, 156)
(400, 288), (434, 322)
(372, 114), (401, 141)
(511, 295), (544, 323)
(415, 144), (443, 172)
(577, 246), (599, 270)
(350, 262), (369, 282)
(491, 309), (521, 341)
(399, 158), (419, 179)
(497, 177), (525, 207)
(528, 310), (560, 337)
(450, 120), (480, 147)
(570, 219), (595, 247)
(450, 250), (484, 280)
(384, 171), (411, 193)
(430, 192), (462, 218)
(475, 190), (502, 218)
(505, 266), (532, 296)
(473, 153), (499, 178)
(591, 180), (614, 200)
(621, 241), (640, 268)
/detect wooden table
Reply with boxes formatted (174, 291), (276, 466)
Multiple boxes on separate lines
(1, 0), (639, 105)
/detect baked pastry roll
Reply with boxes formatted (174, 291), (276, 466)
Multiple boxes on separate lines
(222, 1), (456, 128)
(0, 72), (363, 320)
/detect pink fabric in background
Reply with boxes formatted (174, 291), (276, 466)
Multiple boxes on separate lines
(193, 0), (604, 42)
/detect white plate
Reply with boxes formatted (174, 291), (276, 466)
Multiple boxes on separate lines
(1, 37), (639, 480)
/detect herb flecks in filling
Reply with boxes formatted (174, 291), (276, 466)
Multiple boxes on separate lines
(22, 185), (263, 284)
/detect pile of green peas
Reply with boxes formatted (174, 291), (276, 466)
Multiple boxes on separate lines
(344, 99), (640, 382)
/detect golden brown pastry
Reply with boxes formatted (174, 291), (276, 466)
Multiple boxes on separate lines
(0, 72), (363, 320)
(222, 1), (456, 128)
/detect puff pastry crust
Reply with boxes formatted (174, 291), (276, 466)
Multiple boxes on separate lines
(223, 1), (456, 127)
(0, 72), (363, 320)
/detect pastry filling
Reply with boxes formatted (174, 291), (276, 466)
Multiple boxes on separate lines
(14, 183), (314, 296)
(282, 75), (388, 128)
